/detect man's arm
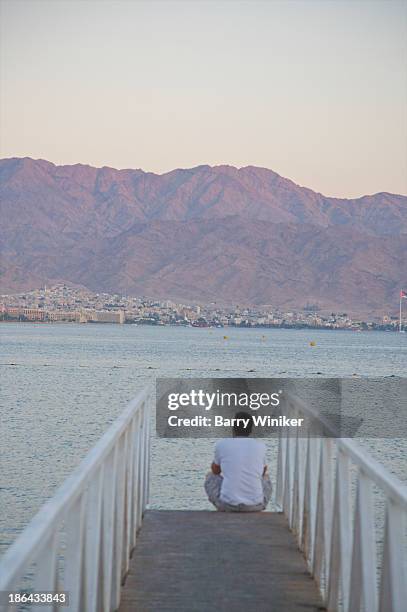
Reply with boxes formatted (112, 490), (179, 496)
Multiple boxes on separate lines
(211, 462), (221, 475)
(211, 441), (221, 474)
(262, 443), (268, 476)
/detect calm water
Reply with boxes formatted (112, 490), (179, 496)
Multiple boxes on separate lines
(1, 323), (406, 557)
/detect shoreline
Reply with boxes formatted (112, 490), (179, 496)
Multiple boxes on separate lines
(0, 320), (404, 333)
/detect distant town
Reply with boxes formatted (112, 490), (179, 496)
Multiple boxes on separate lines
(1, 284), (404, 332)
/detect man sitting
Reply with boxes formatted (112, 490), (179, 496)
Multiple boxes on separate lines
(204, 411), (272, 512)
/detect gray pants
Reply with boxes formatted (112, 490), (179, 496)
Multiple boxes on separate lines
(205, 472), (272, 512)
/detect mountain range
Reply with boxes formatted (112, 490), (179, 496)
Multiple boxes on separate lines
(1, 157), (406, 316)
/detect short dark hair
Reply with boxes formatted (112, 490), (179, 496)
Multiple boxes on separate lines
(233, 411), (253, 437)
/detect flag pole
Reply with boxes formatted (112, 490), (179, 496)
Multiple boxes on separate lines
(400, 294), (403, 333)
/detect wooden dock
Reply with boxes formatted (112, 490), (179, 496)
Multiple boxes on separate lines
(119, 510), (326, 612)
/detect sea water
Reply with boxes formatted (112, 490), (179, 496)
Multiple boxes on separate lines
(1, 323), (406, 556)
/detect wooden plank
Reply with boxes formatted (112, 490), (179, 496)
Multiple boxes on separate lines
(119, 510), (325, 612)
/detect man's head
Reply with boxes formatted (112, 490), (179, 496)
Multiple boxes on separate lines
(233, 411), (253, 437)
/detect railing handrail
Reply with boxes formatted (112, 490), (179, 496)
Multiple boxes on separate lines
(0, 387), (151, 608)
(286, 390), (407, 506)
(336, 438), (407, 506)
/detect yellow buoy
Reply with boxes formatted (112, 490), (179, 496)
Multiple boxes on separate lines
(223, 335), (228, 340)
(309, 341), (316, 347)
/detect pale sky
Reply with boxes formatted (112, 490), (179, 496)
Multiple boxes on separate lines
(1, 0), (406, 197)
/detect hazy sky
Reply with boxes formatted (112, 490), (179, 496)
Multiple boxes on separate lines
(1, 0), (406, 197)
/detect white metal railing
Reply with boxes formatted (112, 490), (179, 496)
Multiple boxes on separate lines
(0, 388), (151, 612)
(275, 390), (407, 612)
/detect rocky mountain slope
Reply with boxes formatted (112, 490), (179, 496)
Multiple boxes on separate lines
(1, 157), (406, 315)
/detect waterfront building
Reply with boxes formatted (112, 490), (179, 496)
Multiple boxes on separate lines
(90, 310), (125, 324)
(48, 311), (80, 322)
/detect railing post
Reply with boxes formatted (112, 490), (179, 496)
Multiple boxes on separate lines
(32, 531), (59, 612)
(327, 448), (351, 612)
(132, 410), (141, 541)
(84, 465), (104, 612)
(102, 446), (118, 612)
(127, 416), (137, 554)
(275, 430), (285, 510)
(379, 498), (407, 612)
(323, 438), (334, 592)
(64, 492), (87, 611)
(136, 406), (145, 530)
(301, 432), (312, 558)
(122, 423), (135, 577)
(283, 427), (292, 523)
(312, 439), (324, 586)
(111, 433), (127, 610)
(348, 470), (378, 612)
(291, 426), (301, 538)
(307, 437), (320, 569)
(143, 400), (151, 508)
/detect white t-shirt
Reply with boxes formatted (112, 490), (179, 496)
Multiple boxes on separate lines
(214, 437), (267, 506)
